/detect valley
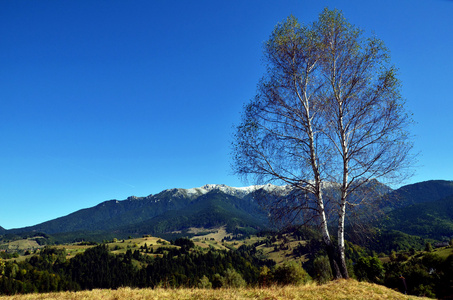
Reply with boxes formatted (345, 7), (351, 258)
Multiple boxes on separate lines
(0, 180), (452, 298)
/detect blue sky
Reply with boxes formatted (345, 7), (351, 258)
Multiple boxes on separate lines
(1, 0), (452, 229)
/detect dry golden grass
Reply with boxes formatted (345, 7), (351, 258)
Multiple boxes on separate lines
(0, 280), (431, 300)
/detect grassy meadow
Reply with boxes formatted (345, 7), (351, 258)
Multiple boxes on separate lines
(0, 280), (431, 300)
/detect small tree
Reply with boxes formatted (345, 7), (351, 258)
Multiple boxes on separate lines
(233, 8), (413, 279)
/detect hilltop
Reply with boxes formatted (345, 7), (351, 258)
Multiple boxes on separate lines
(0, 280), (432, 300)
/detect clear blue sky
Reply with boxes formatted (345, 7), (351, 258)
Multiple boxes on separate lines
(1, 0), (452, 229)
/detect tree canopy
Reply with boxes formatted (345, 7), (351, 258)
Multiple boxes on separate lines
(233, 8), (413, 279)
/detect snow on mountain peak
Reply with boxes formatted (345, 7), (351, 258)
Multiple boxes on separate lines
(163, 183), (292, 200)
(197, 183), (290, 198)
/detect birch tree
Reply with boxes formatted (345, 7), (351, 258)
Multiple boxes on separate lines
(232, 8), (413, 279)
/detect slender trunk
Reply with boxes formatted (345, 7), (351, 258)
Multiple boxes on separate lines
(337, 201), (349, 278)
(295, 73), (344, 279)
(337, 89), (350, 279)
(316, 184), (342, 279)
(323, 232), (342, 279)
(325, 240), (342, 279)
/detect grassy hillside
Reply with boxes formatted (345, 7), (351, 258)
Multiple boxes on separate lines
(0, 280), (430, 300)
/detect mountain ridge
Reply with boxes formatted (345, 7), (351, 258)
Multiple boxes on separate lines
(380, 180), (453, 210)
(6, 184), (279, 236)
(3, 180), (453, 243)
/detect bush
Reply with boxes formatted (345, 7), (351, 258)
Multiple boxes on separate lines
(272, 261), (311, 286)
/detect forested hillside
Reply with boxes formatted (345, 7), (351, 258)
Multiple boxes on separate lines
(0, 231), (452, 298)
(382, 195), (453, 240)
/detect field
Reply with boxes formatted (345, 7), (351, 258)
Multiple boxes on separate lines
(0, 280), (430, 300)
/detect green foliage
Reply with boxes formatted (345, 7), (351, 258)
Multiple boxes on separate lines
(1, 228), (452, 298)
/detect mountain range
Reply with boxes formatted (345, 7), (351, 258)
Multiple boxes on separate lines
(2, 180), (453, 243)
(5, 184), (285, 239)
